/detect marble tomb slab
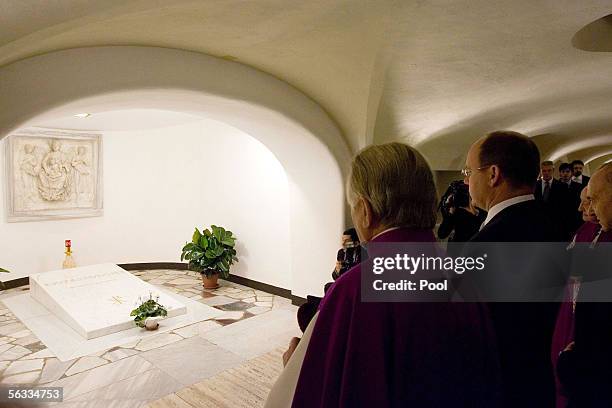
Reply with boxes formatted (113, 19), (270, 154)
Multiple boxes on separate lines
(3, 286), (223, 361)
(29, 264), (187, 339)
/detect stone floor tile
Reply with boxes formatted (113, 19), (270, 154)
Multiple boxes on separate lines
(213, 302), (252, 312)
(23, 348), (55, 359)
(0, 345), (31, 361)
(141, 337), (245, 386)
(0, 370), (40, 384)
(135, 333), (182, 352)
(4, 359), (44, 376)
(65, 356), (108, 376)
(38, 357), (75, 384)
(102, 348), (139, 363)
(172, 321), (222, 339)
(246, 306), (271, 315)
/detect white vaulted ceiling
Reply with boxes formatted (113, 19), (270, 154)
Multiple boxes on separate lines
(1, 0), (612, 170)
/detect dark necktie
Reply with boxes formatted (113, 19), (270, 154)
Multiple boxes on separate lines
(543, 181), (551, 202)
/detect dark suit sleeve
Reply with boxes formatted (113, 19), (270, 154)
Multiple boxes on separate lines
(437, 213), (455, 240)
(534, 182), (542, 200)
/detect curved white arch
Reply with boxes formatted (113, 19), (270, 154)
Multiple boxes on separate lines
(585, 149), (612, 165)
(548, 134), (612, 162)
(0, 46), (351, 297)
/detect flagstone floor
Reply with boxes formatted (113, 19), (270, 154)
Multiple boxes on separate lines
(0, 269), (299, 407)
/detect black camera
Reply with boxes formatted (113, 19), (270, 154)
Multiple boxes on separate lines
(333, 243), (362, 280)
(439, 180), (470, 217)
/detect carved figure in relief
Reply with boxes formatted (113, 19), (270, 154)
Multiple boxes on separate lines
(19, 144), (40, 202)
(38, 140), (72, 201)
(71, 146), (92, 201)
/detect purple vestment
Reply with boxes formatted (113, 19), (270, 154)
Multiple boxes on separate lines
(291, 228), (502, 407)
(552, 222), (602, 408)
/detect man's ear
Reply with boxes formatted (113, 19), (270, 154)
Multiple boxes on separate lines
(489, 165), (502, 187)
(359, 196), (374, 229)
(355, 197), (374, 229)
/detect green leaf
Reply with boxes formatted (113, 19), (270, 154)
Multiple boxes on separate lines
(0, 268), (9, 273)
(213, 226), (224, 241)
(192, 228), (202, 244)
(199, 235), (209, 250)
(221, 239), (235, 247)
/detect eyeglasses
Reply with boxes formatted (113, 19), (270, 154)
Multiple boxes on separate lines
(461, 165), (492, 178)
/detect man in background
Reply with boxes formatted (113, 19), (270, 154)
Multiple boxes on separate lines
(535, 161), (574, 240)
(571, 160), (590, 188)
(559, 162), (583, 236)
(535, 160), (566, 205)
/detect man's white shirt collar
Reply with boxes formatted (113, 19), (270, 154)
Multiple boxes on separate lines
(480, 194), (535, 230)
(572, 174), (583, 183)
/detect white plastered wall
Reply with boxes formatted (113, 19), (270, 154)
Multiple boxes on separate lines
(0, 46), (351, 298)
(0, 120), (292, 289)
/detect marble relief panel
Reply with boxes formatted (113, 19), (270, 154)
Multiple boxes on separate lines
(5, 128), (102, 222)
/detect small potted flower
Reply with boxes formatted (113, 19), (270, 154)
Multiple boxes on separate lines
(130, 293), (168, 330)
(180, 225), (238, 289)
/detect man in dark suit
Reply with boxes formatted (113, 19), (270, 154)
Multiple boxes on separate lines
(571, 159), (590, 189)
(462, 131), (565, 407)
(534, 161), (578, 240)
(534, 160), (568, 205)
(559, 162), (583, 236)
(559, 163), (582, 193)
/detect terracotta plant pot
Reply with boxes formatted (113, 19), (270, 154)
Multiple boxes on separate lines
(202, 272), (220, 289)
(144, 318), (160, 331)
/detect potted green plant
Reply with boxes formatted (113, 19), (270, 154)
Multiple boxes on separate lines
(180, 225), (238, 289)
(130, 293), (168, 330)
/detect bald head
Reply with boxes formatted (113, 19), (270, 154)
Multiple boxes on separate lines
(588, 163), (612, 231)
(464, 131), (539, 210)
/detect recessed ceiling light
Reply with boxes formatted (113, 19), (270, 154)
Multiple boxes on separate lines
(74, 113), (91, 118)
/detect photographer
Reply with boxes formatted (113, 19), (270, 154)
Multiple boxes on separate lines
(297, 228), (363, 333)
(331, 228), (361, 281)
(437, 180), (486, 251)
